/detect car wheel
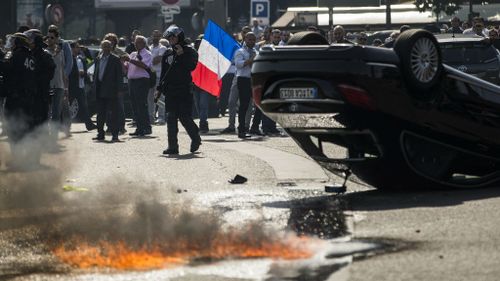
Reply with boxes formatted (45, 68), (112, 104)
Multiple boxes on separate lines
(69, 98), (79, 120)
(394, 29), (443, 99)
(287, 31), (329, 45)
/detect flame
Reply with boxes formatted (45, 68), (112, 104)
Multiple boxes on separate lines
(52, 233), (313, 270)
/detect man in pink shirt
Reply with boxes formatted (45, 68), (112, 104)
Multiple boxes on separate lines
(123, 35), (152, 136)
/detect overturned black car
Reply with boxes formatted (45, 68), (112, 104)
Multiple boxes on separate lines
(252, 29), (500, 189)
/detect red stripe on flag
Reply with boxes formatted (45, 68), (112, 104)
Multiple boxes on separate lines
(192, 63), (222, 97)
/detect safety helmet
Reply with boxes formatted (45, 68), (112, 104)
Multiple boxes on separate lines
(163, 25), (184, 39)
(23, 29), (42, 42)
(24, 29), (46, 48)
(11, 32), (31, 48)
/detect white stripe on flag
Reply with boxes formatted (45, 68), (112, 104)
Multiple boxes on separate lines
(198, 39), (232, 80)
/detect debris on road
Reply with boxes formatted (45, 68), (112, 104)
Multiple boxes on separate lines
(62, 185), (89, 192)
(229, 174), (247, 184)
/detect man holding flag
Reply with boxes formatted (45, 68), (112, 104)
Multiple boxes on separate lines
(191, 20), (241, 99)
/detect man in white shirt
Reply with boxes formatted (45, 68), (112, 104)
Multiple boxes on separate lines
(149, 30), (167, 125)
(234, 32), (258, 138)
(463, 17), (489, 37)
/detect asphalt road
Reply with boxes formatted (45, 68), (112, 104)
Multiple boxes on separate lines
(1, 116), (500, 281)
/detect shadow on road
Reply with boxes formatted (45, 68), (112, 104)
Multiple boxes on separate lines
(343, 187), (500, 211)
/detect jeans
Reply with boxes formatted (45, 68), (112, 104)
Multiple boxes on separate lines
(49, 88), (65, 138)
(129, 78), (151, 133)
(194, 87), (209, 125)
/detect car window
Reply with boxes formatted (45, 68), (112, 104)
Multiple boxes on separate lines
(441, 42), (498, 64)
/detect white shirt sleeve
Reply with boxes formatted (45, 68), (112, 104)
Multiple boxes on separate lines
(77, 57), (84, 72)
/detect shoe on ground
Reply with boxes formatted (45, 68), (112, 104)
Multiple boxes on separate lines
(129, 130), (144, 136)
(156, 119), (166, 125)
(249, 128), (263, 135)
(111, 136), (120, 142)
(144, 128), (152, 135)
(238, 132), (251, 139)
(190, 138), (202, 153)
(163, 147), (179, 155)
(93, 134), (105, 141)
(86, 123), (98, 131)
(220, 126), (236, 134)
(264, 129), (282, 136)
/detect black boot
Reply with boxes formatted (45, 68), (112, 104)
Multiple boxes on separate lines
(190, 137), (202, 153)
(163, 147), (179, 155)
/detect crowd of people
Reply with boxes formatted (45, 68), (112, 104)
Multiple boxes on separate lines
(0, 14), (498, 166)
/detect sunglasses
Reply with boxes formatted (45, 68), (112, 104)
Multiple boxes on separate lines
(47, 36), (55, 39)
(475, 25), (484, 28)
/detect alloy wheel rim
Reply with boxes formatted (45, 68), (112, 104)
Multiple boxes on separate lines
(69, 100), (79, 119)
(409, 37), (439, 83)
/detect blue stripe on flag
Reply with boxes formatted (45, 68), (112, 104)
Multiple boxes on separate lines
(204, 20), (240, 61)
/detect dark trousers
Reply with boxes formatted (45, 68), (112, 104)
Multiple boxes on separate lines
(96, 97), (119, 137)
(237, 77), (252, 134)
(251, 107), (277, 132)
(219, 73), (234, 116)
(166, 109), (200, 149)
(117, 95), (125, 130)
(107, 94), (125, 130)
(128, 78), (151, 133)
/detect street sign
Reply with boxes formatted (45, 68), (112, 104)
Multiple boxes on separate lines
(318, 0), (380, 7)
(163, 13), (174, 23)
(251, 0), (270, 26)
(161, 5), (181, 14)
(45, 3), (65, 25)
(251, 0), (269, 18)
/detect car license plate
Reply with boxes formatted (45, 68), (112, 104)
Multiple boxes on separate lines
(279, 87), (317, 99)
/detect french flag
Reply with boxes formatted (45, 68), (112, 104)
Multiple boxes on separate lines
(192, 20), (240, 97)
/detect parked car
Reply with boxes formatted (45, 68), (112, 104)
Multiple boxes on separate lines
(436, 34), (500, 85)
(252, 29), (500, 190)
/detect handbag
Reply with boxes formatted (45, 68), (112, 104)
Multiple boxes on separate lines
(146, 68), (157, 89)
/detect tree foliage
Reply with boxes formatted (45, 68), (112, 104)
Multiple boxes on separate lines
(414, 0), (464, 17)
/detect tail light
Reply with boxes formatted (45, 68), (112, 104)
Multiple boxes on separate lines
(252, 84), (263, 107)
(338, 84), (375, 110)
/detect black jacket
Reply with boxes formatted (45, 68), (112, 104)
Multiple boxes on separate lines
(157, 44), (198, 93)
(1, 47), (37, 100)
(0, 49), (5, 98)
(93, 53), (123, 99)
(33, 47), (56, 101)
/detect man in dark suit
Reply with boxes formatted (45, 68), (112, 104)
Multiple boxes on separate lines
(93, 40), (123, 142)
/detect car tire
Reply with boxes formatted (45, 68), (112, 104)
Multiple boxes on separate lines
(69, 97), (79, 120)
(394, 29), (443, 100)
(287, 31), (329, 45)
